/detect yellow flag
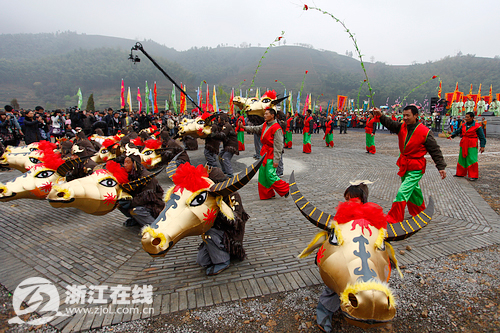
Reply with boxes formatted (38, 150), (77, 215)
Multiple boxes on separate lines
(127, 86), (132, 112)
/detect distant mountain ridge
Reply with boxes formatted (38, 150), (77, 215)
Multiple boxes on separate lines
(1, 32), (499, 110)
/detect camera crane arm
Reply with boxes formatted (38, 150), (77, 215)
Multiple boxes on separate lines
(129, 42), (202, 111)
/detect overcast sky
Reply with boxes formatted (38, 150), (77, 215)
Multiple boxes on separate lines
(2, 0), (499, 65)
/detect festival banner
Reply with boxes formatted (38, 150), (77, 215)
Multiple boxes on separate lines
(296, 91), (301, 114)
(326, 100), (330, 115)
(149, 88), (154, 113)
(445, 93), (454, 108)
(145, 81), (150, 114)
(127, 87), (132, 112)
(120, 79), (125, 108)
(206, 83), (210, 112)
(497, 93), (500, 102)
(469, 84), (473, 95)
(288, 91), (293, 114)
(484, 96), (492, 104)
(165, 100), (169, 111)
(302, 93), (309, 115)
(171, 84), (177, 114)
(179, 84), (186, 113)
(337, 95), (347, 110)
(489, 84), (492, 100)
(229, 88), (234, 115)
(137, 87), (142, 112)
(77, 88), (83, 110)
(213, 86), (219, 112)
(153, 82), (158, 113)
(438, 81), (442, 99)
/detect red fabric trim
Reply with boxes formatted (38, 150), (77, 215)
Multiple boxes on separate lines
(303, 143), (311, 153)
(334, 199), (387, 230)
(144, 139), (162, 150)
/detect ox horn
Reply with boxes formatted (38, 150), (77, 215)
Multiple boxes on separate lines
(165, 151), (185, 180)
(209, 154), (265, 197)
(289, 171), (333, 231)
(120, 167), (164, 193)
(271, 96), (289, 106)
(385, 196), (434, 241)
(204, 114), (216, 124)
(56, 156), (93, 176)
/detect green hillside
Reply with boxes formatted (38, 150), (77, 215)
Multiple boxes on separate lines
(1, 32), (499, 111)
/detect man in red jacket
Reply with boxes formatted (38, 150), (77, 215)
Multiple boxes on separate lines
(374, 105), (447, 224)
(303, 109), (314, 153)
(239, 109), (289, 200)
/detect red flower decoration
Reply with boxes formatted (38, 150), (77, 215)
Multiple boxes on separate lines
(203, 208), (218, 225)
(275, 80), (278, 82)
(39, 182), (53, 193)
(243, 79), (246, 81)
(278, 37), (282, 41)
(317, 245), (326, 263)
(304, 4), (309, 10)
(432, 75), (437, 79)
(305, 70), (308, 74)
(103, 192), (117, 206)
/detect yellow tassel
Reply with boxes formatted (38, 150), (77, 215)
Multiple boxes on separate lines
(298, 231), (328, 258)
(374, 228), (387, 250)
(386, 242), (403, 279)
(341, 280), (396, 307)
(141, 226), (167, 248)
(331, 221), (344, 246)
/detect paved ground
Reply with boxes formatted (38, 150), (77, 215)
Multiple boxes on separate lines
(1, 128), (499, 332)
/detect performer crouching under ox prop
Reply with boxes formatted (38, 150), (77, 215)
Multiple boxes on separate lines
(141, 156), (264, 275)
(289, 172), (435, 328)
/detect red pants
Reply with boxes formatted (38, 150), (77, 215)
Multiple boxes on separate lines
(258, 180), (289, 200)
(456, 162), (478, 178)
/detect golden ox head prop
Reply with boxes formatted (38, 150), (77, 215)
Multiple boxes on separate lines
(141, 155), (264, 257)
(0, 149), (83, 201)
(233, 90), (287, 125)
(289, 172), (434, 327)
(140, 139), (170, 170)
(0, 141), (55, 172)
(176, 112), (216, 139)
(47, 160), (160, 215)
(91, 137), (121, 163)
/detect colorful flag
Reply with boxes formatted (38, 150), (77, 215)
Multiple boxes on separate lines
(296, 91), (301, 113)
(149, 88), (154, 113)
(438, 81), (442, 99)
(145, 81), (150, 114)
(137, 87), (142, 112)
(171, 84), (177, 113)
(165, 100), (169, 111)
(120, 79), (125, 108)
(489, 84), (492, 100)
(229, 88), (234, 115)
(477, 83), (482, 99)
(213, 85), (219, 112)
(326, 100), (331, 115)
(179, 84), (186, 113)
(255, 87), (260, 98)
(288, 91), (293, 113)
(154, 82), (158, 113)
(206, 83), (210, 112)
(77, 88), (83, 110)
(302, 93), (309, 115)
(127, 87), (132, 112)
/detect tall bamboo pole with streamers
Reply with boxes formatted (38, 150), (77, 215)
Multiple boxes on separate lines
(400, 75), (439, 107)
(250, 31), (285, 88)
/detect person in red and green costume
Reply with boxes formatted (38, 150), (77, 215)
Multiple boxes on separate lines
(303, 109), (314, 154)
(239, 108), (289, 200)
(235, 111), (245, 151)
(285, 112), (293, 149)
(365, 111), (379, 154)
(323, 115), (334, 147)
(374, 105), (447, 224)
(450, 111), (486, 181)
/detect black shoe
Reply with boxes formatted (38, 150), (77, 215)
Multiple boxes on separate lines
(453, 175), (464, 178)
(468, 178), (478, 181)
(284, 191), (290, 198)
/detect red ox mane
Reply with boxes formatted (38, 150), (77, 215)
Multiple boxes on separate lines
(105, 160), (129, 184)
(334, 199), (387, 230)
(144, 139), (162, 150)
(131, 137), (144, 147)
(172, 163), (210, 193)
(38, 144), (65, 170)
(37, 140), (57, 152)
(263, 90), (277, 100)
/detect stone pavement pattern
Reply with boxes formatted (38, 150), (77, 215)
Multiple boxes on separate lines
(1, 130), (499, 332)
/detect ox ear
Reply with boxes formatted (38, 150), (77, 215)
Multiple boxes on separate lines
(209, 154), (265, 197)
(289, 171), (333, 231)
(56, 155), (92, 176)
(215, 196), (234, 221)
(270, 96), (289, 106)
(120, 167), (164, 193)
(165, 151), (185, 180)
(385, 196), (434, 241)
(298, 231), (329, 258)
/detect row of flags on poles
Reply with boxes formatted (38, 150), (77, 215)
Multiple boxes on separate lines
(442, 82), (498, 108)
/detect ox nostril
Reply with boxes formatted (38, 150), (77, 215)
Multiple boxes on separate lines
(348, 293), (358, 308)
(57, 192), (65, 197)
(152, 238), (161, 246)
(0, 188), (3, 193)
